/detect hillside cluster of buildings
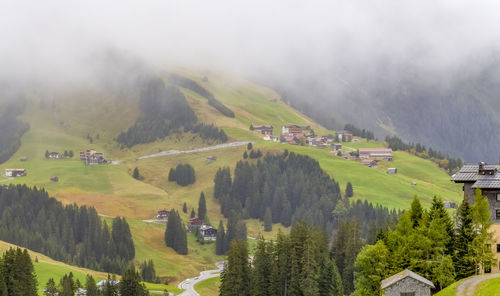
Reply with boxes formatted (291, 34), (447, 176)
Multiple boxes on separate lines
(80, 149), (108, 165)
(156, 210), (217, 241)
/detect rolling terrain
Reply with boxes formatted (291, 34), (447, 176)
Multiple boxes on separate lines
(0, 70), (463, 288)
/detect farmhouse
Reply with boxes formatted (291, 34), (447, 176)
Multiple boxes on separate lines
(359, 148), (393, 161)
(331, 143), (342, 151)
(200, 225), (217, 240)
(80, 149), (108, 165)
(381, 269), (435, 296)
(253, 125), (273, 136)
(50, 176), (59, 182)
(96, 280), (120, 289)
(337, 130), (353, 142)
(188, 217), (203, 231)
(5, 169), (27, 177)
(452, 162), (500, 272)
(207, 156), (217, 163)
(157, 209), (170, 220)
(442, 201), (456, 209)
(47, 152), (63, 159)
(282, 124), (302, 135)
(387, 168), (398, 174)
(322, 134), (335, 143)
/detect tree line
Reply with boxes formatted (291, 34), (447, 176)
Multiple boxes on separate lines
(117, 77), (227, 148)
(220, 221), (343, 296)
(164, 209), (188, 255)
(0, 98), (30, 164)
(0, 247), (37, 296)
(343, 124), (375, 141)
(168, 163), (196, 186)
(386, 135), (463, 174)
(168, 73), (235, 118)
(215, 211), (247, 255)
(213, 151), (343, 230)
(0, 184), (135, 274)
(353, 192), (493, 295)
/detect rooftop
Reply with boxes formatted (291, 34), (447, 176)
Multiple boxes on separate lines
(452, 163), (500, 188)
(381, 269), (435, 290)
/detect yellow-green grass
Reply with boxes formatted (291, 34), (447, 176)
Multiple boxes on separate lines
(101, 217), (223, 285)
(434, 278), (468, 296)
(195, 276), (220, 296)
(472, 276), (500, 296)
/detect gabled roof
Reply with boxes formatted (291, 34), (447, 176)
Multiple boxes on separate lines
(381, 269), (435, 290)
(452, 164), (500, 189)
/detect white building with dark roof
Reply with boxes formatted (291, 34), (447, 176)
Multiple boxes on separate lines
(381, 269), (435, 296)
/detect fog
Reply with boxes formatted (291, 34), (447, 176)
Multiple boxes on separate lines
(2, 0), (500, 83)
(2, 0), (500, 161)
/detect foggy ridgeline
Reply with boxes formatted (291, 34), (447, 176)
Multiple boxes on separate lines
(276, 54), (500, 164)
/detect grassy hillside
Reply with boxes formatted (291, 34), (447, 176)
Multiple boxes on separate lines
(195, 277), (220, 296)
(0, 70), (462, 284)
(0, 240), (180, 294)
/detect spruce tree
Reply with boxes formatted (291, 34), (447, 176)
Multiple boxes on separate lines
(44, 278), (57, 296)
(264, 207), (272, 232)
(409, 196), (423, 228)
(216, 221), (226, 255)
(220, 239), (251, 296)
(345, 182), (353, 198)
(198, 192), (207, 220)
(133, 167), (140, 180)
(318, 259), (343, 296)
(243, 150), (248, 159)
(190, 208), (196, 218)
(85, 275), (98, 296)
(120, 266), (147, 296)
(182, 202), (188, 213)
(251, 236), (272, 296)
(247, 142), (253, 150)
(168, 168), (176, 182)
(454, 199), (476, 279)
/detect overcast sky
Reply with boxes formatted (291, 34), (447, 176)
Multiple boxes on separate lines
(2, 0), (500, 84)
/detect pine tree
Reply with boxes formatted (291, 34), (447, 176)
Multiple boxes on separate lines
(198, 192), (207, 220)
(44, 278), (58, 296)
(345, 182), (353, 198)
(247, 142), (253, 150)
(182, 202), (188, 213)
(168, 168), (176, 182)
(220, 239), (251, 296)
(454, 199), (476, 279)
(318, 259), (343, 296)
(120, 266), (147, 296)
(85, 275), (98, 296)
(45, 150), (49, 158)
(264, 208), (272, 232)
(216, 221), (226, 255)
(164, 210), (188, 255)
(409, 196), (423, 228)
(251, 236), (273, 296)
(243, 151), (248, 159)
(133, 167), (140, 180)
(190, 208), (196, 218)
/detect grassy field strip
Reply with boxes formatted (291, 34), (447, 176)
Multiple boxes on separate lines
(138, 142), (251, 160)
(194, 277), (221, 296)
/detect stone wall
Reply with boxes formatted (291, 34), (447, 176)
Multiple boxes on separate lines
(384, 277), (431, 296)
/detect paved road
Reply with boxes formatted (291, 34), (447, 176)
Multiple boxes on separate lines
(138, 142), (251, 160)
(177, 261), (225, 296)
(455, 273), (500, 296)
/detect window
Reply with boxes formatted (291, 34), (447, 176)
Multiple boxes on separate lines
(497, 210), (500, 220)
(400, 293), (415, 296)
(497, 194), (500, 202)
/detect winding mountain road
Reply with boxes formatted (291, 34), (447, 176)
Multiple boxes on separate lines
(455, 273), (500, 296)
(138, 142), (250, 160)
(177, 261), (225, 296)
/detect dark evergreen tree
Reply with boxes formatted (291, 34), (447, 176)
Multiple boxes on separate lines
(220, 239), (251, 296)
(318, 259), (343, 296)
(243, 150), (248, 159)
(85, 275), (98, 296)
(164, 210), (188, 255)
(454, 199), (476, 279)
(182, 202), (188, 213)
(168, 168), (176, 182)
(190, 208), (196, 218)
(198, 192), (207, 220)
(140, 260), (158, 283)
(345, 182), (353, 198)
(44, 278), (57, 296)
(216, 221), (226, 255)
(120, 266), (148, 296)
(409, 196), (423, 228)
(247, 142), (253, 150)
(251, 236), (272, 296)
(264, 208), (272, 232)
(133, 167), (140, 180)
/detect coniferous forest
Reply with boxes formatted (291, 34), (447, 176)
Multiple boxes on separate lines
(0, 247), (37, 296)
(117, 77), (227, 148)
(0, 98), (30, 164)
(0, 185), (135, 274)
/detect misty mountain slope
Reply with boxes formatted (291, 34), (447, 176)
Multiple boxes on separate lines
(280, 58), (500, 164)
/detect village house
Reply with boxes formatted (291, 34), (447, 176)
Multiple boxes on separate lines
(361, 159), (377, 168)
(47, 152), (63, 159)
(387, 168), (398, 174)
(253, 125), (274, 136)
(50, 176), (59, 182)
(359, 148), (393, 161)
(188, 217), (203, 231)
(452, 162), (500, 272)
(331, 143), (342, 151)
(5, 169), (27, 177)
(206, 156), (217, 163)
(381, 269), (435, 296)
(97, 280), (120, 290)
(280, 133), (305, 145)
(442, 201), (456, 209)
(200, 225), (217, 240)
(20, 156), (27, 162)
(337, 130), (353, 142)
(282, 124), (302, 135)
(80, 149), (108, 165)
(321, 134), (335, 143)
(157, 209), (170, 220)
